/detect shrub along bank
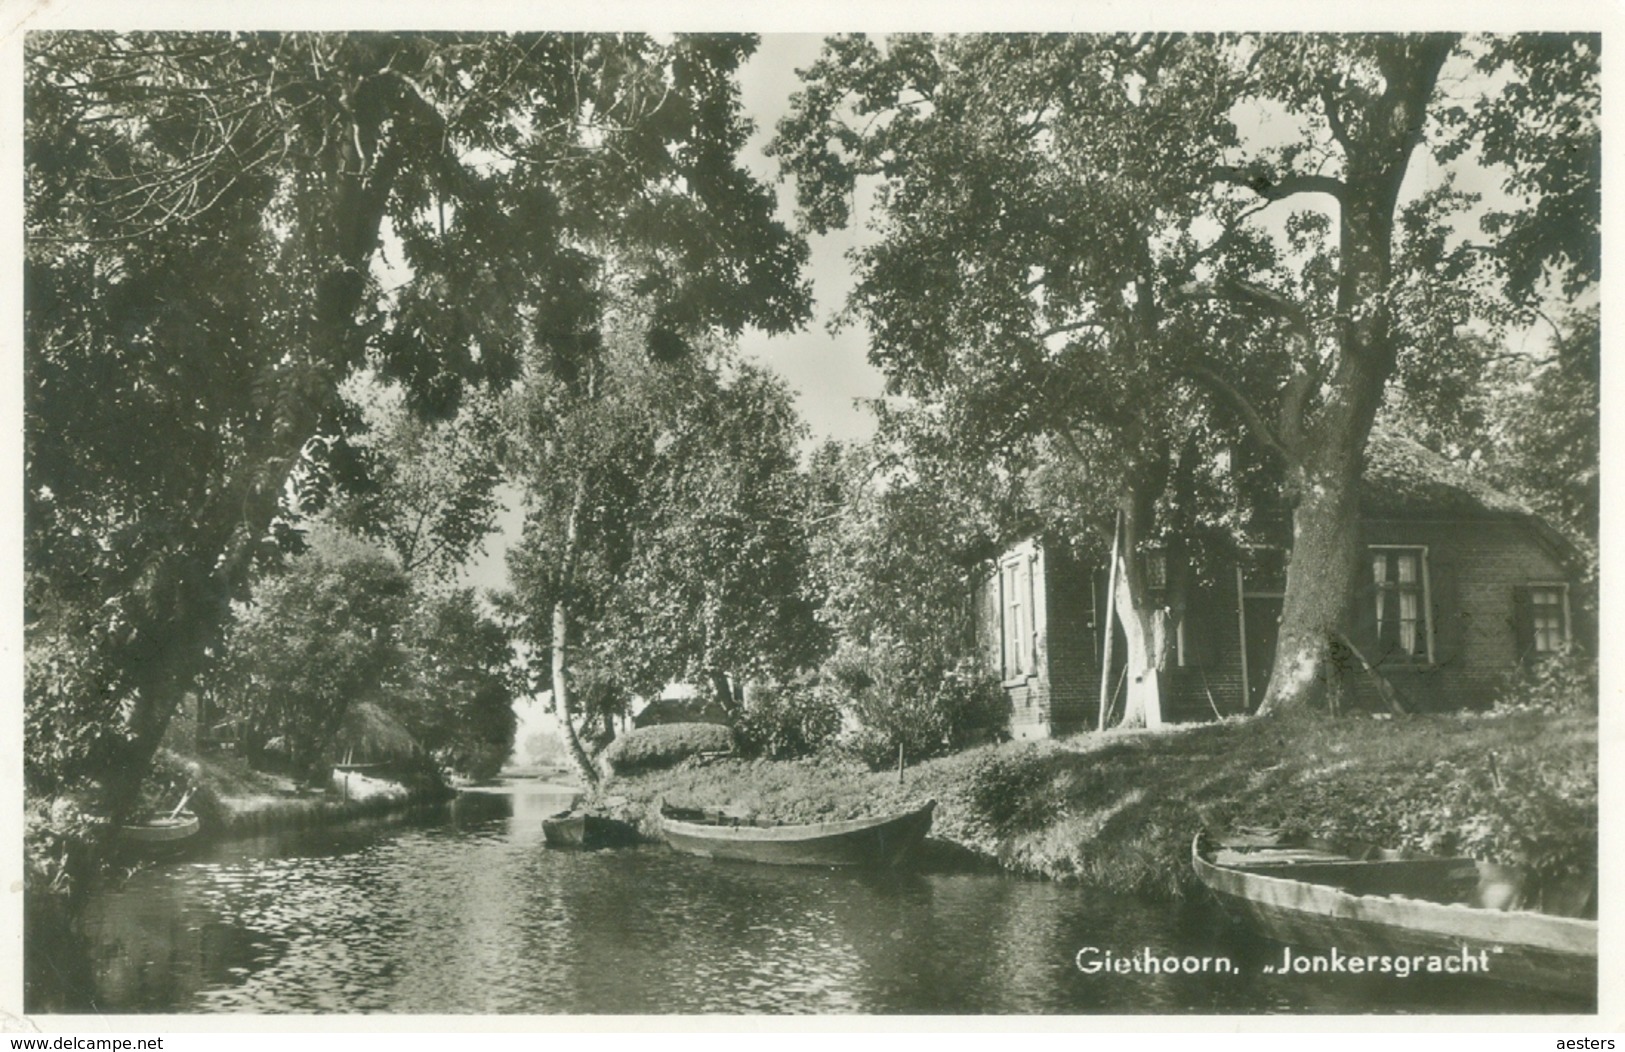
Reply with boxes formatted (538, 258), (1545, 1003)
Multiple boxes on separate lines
(592, 709), (1596, 901)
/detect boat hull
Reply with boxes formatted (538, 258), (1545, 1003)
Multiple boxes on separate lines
(1193, 834), (1596, 999)
(661, 801), (934, 868)
(542, 811), (638, 850)
(119, 811), (201, 854)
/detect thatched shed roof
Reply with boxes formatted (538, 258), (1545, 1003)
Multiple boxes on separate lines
(332, 701), (419, 762)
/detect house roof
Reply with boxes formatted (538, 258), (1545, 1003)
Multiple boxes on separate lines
(1362, 430), (1584, 568)
(1361, 430), (1531, 520)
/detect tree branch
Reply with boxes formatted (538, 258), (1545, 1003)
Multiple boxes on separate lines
(1035, 317), (1106, 341)
(1223, 277), (1311, 334)
(1278, 350), (1336, 451)
(1185, 361), (1294, 466)
(1209, 277), (1328, 448)
(1212, 165), (1346, 205)
(1319, 77), (1354, 156)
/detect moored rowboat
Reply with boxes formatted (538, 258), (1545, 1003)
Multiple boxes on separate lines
(541, 809), (639, 849)
(1192, 830), (1596, 997)
(660, 800), (935, 868)
(120, 810), (201, 847)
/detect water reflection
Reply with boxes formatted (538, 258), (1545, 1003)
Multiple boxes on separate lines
(65, 780), (1586, 1015)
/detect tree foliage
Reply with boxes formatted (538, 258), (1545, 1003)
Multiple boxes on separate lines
(503, 339), (825, 773)
(609, 359), (825, 707)
(801, 437), (1008, 758)
(216, 536), (412, 780)
(25, 31), (809, 819)
(396, 589), (521, 781)
(772, 34), (1265, 725)
(774, 32), (1599, 719)
(326, 385), (507, 582)
(1484, 308), (1599, 553)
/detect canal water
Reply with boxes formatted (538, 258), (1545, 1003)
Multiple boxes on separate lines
(58, 780), (1582, 1015)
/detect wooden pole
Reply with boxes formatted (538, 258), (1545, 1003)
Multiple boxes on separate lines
(897, 742), (905, 784)
(1097, 509), (1123, 732)
(166, 787), (194, 821)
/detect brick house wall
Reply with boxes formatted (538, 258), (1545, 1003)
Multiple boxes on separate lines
(1351, 517), (1576, 713)
(975, 513), (1577, 737)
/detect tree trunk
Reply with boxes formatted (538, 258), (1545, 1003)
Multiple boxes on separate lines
(1108, 470), (1169, 729)
(552, 597), (598, 785)
(709, 669), (739, 718)
(1096, 511), (1122, 731)
(1257, 458), (1363, 715)
(89, 85), (408, 821)
(552, 473), (600, 787)
(1113, 567), (1168, 729)
(1255, 36), (1455, 716)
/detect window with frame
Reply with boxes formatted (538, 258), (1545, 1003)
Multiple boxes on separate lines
(1515, 584), (1570, 657)
(1000, 555), (1035, 681)
(1370, 547), (1430, 661)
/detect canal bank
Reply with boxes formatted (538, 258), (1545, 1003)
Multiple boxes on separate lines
(164, 747), (457, 842)
(592, 709), (1596, 899)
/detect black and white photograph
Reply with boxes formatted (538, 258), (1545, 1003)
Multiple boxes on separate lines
(8, 2), (1609, 1029)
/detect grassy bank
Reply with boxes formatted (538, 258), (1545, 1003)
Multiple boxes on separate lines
(592, 710), (1596, 900)
(156, 747), (453, 839)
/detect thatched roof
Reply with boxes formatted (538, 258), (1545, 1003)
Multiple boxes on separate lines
(332, 701), (419, 762)
(1362, 430), (1532, 520)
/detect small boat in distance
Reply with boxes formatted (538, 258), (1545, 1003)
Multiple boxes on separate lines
(541, 809), (639, 850)
(660, 800), (935, 868)
(1192, 830), (1596, 998)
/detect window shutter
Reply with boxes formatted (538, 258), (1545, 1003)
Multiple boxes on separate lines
(1354, 558), (1380, 654)
(1430, 559), (1460, 665)
(1511, 586), (1535, 662)
(1027, 553), (1039, 675)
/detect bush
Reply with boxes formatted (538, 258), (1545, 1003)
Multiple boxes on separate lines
(825, 643), (1007, 769)
(734, 676), (842, 758)
(1385, 752), (1597, 888)
(24, 793), (109, 900)
(964, 749), (1061, 831)
(601, 722), (734, 775)
(1496, 647), (1597, 714)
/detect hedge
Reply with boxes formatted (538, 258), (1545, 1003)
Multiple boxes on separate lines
(601, 722), (734, 775)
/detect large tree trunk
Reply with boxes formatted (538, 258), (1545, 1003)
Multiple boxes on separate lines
(1108, 466), (1169, 729)
(1112, 569), (1168, 730)
(1256, 36), (1454, 715)
(1257, 454), (1364, 714)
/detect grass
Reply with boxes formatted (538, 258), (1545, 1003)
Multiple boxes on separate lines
(592, 709), (1596, 901)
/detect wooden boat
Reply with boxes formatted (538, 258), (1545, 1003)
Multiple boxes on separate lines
(541, 809), (639, 849)
(659, 800), (935, 868)
(119, 811), (201, 851)
(1192, 830), (1596, 997)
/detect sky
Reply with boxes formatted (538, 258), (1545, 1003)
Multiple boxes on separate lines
(735, 35), (886, 446)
